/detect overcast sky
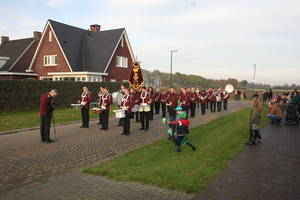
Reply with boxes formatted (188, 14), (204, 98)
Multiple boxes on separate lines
(1, 0), (299, 86)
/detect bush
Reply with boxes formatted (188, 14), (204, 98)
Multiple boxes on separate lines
(0, 80), (128, 113)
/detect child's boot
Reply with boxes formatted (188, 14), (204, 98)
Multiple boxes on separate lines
(188, 143), (196, 151)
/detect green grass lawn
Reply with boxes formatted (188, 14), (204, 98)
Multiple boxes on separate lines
(0, 105), (118, 132)
(83, 107), (269, 194)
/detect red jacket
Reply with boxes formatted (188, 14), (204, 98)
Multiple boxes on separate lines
(160, 93), (168, 104)
(132, 93), (140, 105)
(40, 93), (54, 116)
(79, 91), (92, 109)
(167, 93), (178, 108)
(208, 91), (216, 102)
(149, 92), (155, 105)
(223, 91), (230, 100)
(154, 92), (161, 103)
(180, 93), (190, 107)
(189, 92), (198, 103)
(199, 94), (207, 104)
(139, 92), (151, 105)
(120, 94), (134, 113)
(100, 93), (112, 111)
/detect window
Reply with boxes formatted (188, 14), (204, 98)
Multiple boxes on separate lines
(82, 77), (86, 81)
(123, 80), (128, 82)
(44, 55), (57, 66)
(110, 79), (116, 82)
(55, 78), (58, 81)
(49, 31), (52, 42)
(40, 77), (53, 81)
(116, 56), (128, 68)
(76, 77), (81, 81)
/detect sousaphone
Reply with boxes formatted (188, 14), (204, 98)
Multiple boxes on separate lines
(225, 84), (234, 93)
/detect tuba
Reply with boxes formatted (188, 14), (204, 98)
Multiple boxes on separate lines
(225, 84), (234, 93)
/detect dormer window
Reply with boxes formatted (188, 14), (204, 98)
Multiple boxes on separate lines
(0, 56), (10, 69)
(49, 31), (52, 42)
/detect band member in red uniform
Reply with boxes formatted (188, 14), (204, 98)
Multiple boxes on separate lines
(78, 86), (92, 128)
(167, 87), (178, 119)
(100, 87), (112, 130)
(223, 90), (230, 110)
(40, 89), (58, 143)
(208, 87), (216, 112)
(139, 86), (151, 131)
(216, 88), (223, 112)
(148, 87), (155, 120)
(206, 88), (211, 109)
(189, 87), (198, 118)
(117, 84), (126, 126)
(199, 90), (207, 115)
(180, 88), (190, 119)
(97, 86), (104, 125)
(120, 89), (134, 136)
(160, 89), (168, 118)
(154, 88), (161, 115)
(196, 87), (200, 108)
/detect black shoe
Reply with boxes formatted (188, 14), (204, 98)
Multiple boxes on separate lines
(176, 146), (181, 152)
(121, 132), (126, 135)
(46, 139), (55, 143)
(192, 146), (196, 151)
(139, 127), (145, 130)
(41, 139), (46, 142)
(97, 122), (101, 125)
(145, 128), (149, 131)
(83, 126), (88, 128)
(125, 132), (130, 136)
(104, 128), (108, 131)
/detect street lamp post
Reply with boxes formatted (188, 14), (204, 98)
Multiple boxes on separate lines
(170, 50), (178, 87)
(252, 64), (256, 95)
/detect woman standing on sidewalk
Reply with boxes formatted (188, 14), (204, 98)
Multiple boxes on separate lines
(245, 98), (262, 145)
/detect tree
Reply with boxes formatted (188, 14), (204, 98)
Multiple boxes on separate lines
(240, 80), (248, 87)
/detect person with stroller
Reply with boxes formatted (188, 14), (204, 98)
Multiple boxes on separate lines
(245, 98), (262, 145)
(169, 112), (196, 152)
(268, 101), (283, 125)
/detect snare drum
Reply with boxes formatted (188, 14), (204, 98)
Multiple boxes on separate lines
(144, 105), (151, 112)
(112, 92), (123, 106)
(132, 105), (139, 112)
(71, 104), (82, 109)
(92, 108), (102, 114)
(90, 102), (98, 108)
(113, 109), (125, 118)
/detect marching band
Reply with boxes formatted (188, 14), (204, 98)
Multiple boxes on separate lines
(71, 84), (234, 135)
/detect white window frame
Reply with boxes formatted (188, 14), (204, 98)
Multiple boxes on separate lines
(49, 31), (52, 42)
(116, 56), (128, 68)
(44, 55), (57, 66)
(110, 79), (116, 82)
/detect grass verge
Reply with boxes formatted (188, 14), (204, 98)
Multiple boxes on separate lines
(0, 105), (118, 132)
(83, 107), (269, 193)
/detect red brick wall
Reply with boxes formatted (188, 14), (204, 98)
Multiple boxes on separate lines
(0, 75), (36, 80)
(31, 26), (71, 79)
(105, 35), (133, 82)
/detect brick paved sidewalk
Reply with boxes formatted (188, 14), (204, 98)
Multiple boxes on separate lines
(0, 101), (250, 199)
(193, 112), (300, 200)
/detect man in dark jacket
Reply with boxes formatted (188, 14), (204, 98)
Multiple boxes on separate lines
(40, 89), (58, 143)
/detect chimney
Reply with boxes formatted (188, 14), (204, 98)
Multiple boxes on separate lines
(1, 36), (9, 45)
(33, 31), (42, 41)
(90, 24), (101, 32)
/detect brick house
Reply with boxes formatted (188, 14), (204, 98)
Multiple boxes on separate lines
(1, 19), (135, 82)
(0, 32), (41, 80)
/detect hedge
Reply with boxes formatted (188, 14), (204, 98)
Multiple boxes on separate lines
(0, 80), (128, 113)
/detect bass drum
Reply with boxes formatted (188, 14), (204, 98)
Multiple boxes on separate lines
(112, 92), (123, 106)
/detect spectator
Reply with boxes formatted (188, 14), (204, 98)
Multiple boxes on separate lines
(245, 98), (262, 145)
(268, 102), (283, 125)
